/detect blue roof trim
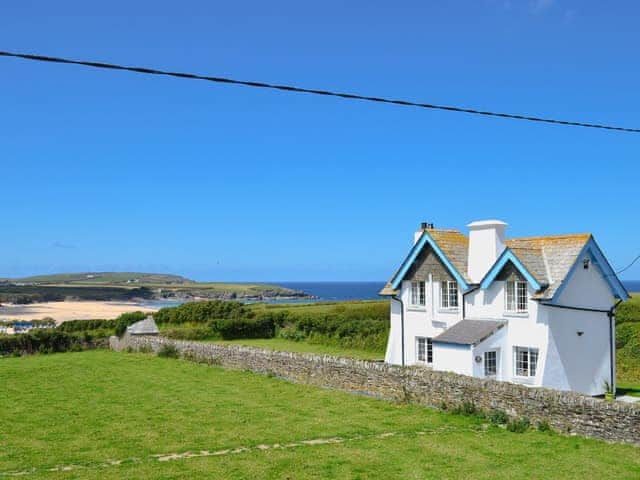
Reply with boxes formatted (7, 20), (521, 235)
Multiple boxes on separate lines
(551, 237), (629, 302)
(479, 248), (543, 291)
(390, 231), (470, 291)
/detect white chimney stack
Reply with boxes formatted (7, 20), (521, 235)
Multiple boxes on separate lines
(467, 220), (507, 283)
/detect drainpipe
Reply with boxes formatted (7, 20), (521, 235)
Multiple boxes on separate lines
(392, 294), (405, 366)
(608, 299), (623, 394)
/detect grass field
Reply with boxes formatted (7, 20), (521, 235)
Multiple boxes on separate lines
(1, 351), (639, 479)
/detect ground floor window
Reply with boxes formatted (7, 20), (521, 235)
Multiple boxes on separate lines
(514, 347), (538, 377)
(484, 350), (497, 377)
(416, 337), (433, 364)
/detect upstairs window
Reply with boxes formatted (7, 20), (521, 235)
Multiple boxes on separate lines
(505, 281), (528, 313)
(514, 347), (538, 377)
(410, 281), (426, 307)
(441, 281), (459, 309)
(416, 337), (433, 364)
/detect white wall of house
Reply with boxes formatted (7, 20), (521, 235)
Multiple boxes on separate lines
(542, 251), (616, 395)
(385, 279), (463, 365)
(384, 298), (403, 364)
(465, 281), (548, 386)
(433, 343), (473, 375)
(543, 307), (612, 395)
(471, 326), (508, 380)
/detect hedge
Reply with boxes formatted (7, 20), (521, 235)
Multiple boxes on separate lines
(0, 330), (105, 356)
(211, 315), (276, 340)
(57, 311), (148, 337)
(154, 300), (251, 325)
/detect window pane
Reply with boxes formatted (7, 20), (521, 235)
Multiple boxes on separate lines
(484, 351), (496, 376)
(411, 282), (418, 305)
(441, 282), (448, 308)
(419, 282), (426, 306)
(516, 347), (528, 376)
(417, 338), (425, 362)
(427, 338), (433, 363)
(449, 282), (458, 307)
(506, 282), (516, 311)
(517, 282), (528, 312)
(530, 349), (538, 376)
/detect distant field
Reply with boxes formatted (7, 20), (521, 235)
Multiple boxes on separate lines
(0, 271), (303, 306)
(1, 351), (639, 479)
(6, 271), (193, 285)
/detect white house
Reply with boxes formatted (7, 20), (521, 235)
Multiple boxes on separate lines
(380, 220), (629, 396)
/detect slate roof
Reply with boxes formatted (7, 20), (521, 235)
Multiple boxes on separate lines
(506, 234), (591, 300)
(379, 228), (469, 296)
(127, 316), (160, 335)
(380, 227), (593, 301)
(432, 319), (506, 346)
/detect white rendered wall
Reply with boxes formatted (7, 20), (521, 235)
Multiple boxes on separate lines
(433, 343), (473, 375)
(465, 281), (548, 386)
(472, 326), (508, 380)
(384, 298), (403, 364)
(384, 279), (463, 366)
(543, 251), (616, 395)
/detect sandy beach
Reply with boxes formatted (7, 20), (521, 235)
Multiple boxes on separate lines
(0, 301), (159, 324)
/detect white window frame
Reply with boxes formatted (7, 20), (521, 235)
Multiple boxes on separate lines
(505, 280), (528, 314)
(440, 280), (459, 310)
(416, 337), (433, 364)
(484, 350), (497, 377)
(513, 347), (538, 378)
(410, 281), (426, 308)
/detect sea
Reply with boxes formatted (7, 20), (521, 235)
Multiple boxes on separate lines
(136, 280), (638, 309)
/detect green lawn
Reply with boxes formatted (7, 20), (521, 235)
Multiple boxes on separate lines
(1, 351), (639, 479)
(211, 338), (385, 360)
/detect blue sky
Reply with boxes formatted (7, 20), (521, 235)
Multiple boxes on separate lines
(1, 1), (638, 281)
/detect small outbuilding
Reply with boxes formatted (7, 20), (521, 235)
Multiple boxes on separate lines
(127, 316), (159, 336)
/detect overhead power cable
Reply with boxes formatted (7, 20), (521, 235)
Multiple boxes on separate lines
(1, 50), (639, 133)
(616, 254), (640, 275)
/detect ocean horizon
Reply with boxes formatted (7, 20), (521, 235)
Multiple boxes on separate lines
(277, 280), (640, 301)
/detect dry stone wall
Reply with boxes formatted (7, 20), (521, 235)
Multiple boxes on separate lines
(110, 335), (640, 446)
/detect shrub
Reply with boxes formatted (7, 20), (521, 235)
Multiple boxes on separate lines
(212, 315), (276, 340)
(616, 298), (640, 325)
(163, 326), (213, 341)
(57, 311), (148, 338)
(451, 401), (480, 417)
(0, 329), (99, 356)
(488, 409), (509, 424)
(278, 326), (306, 342)
(537, 420), (552, 432)
(506, 417), (531, 433)
(154, 300), (251, 325)
(157, 344), (179, 358)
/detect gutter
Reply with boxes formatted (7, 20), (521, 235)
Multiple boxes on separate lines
(391, 294), (405, 366)
(541, 299), (624, 395)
